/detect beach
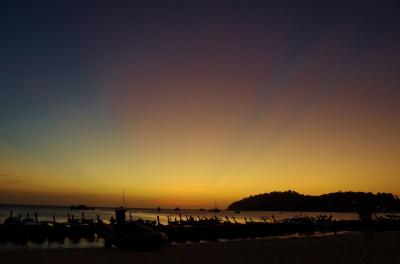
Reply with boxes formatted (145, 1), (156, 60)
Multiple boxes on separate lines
(1, 232), (399, 264)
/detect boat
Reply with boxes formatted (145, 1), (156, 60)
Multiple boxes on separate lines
(96, 221), (167, 250)
(208, 198), (221, 213)
(95, 207), (167, 250)
(3, 211), (20, 224)
(70, 204), (94, 210)
(21, 213), (35, 225)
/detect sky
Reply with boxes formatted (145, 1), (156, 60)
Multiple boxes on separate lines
(1, 0), (400, 208)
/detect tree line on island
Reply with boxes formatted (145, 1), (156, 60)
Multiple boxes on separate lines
(227, 191), (400, 212)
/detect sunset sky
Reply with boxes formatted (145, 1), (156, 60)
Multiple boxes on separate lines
(1, 0), (400, 208)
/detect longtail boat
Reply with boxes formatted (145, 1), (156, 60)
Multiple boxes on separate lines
(95, 207), (167, 250)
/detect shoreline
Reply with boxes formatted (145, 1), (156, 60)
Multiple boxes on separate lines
(0, 231), (348, 251)
(1, 231), (399, 263)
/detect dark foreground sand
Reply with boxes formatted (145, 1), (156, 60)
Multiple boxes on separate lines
(1, 232), (400, 264)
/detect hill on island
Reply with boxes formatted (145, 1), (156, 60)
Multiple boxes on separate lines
(227, 191), (400, 212)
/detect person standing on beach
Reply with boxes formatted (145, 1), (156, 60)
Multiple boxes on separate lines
(356, 197), (374, 240)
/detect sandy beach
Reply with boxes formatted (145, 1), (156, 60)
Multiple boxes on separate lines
(1, 232), (399, 264)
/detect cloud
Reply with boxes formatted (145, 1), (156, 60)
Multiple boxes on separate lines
(0, 174), (24, 185)
(0, 174), (13, 178)
(3, 180), (21, 185)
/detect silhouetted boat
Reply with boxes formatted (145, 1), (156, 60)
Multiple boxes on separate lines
(96, 207), (166, 250)
(174, 207), (180, 211)
(208, 198), (221, 213)
(3, 211), (19, 225)
(21, 213), (35, 224)
(70, 204), (94, 210)
(96, 221), (166, 250)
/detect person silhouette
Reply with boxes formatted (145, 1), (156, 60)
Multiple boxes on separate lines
(356, 197), (374, 240)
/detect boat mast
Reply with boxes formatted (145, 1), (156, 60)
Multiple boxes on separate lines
(122, 188), (126, 209)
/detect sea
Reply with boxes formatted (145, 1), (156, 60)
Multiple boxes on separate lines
(0, 204), (398, 250)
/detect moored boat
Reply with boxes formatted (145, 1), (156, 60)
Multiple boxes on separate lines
(95, 207), (167, 250)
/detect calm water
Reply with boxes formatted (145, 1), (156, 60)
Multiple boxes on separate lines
(1, 204), (397, 250)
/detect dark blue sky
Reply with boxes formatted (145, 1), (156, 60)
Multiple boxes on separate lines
(1, 0), (400, 206)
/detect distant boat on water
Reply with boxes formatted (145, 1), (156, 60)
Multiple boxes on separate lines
(208, 208), (221, 213)
(70, 205), (94, 210)
(208, 198), (221, 213)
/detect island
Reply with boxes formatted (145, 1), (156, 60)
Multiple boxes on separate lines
(227, 190), (400, 212)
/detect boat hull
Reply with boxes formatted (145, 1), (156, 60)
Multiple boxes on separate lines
(95, 222), (167, 250)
